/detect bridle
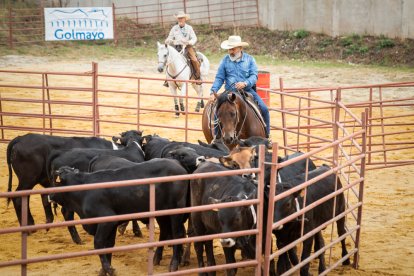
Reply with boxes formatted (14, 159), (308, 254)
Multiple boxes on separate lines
(159, 46), (188, 86)
(215, 91), (248, 142)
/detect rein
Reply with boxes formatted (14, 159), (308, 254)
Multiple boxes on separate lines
(163, 46), (189, 87)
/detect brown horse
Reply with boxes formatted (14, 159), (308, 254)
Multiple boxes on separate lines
(202, 90), (266, 149)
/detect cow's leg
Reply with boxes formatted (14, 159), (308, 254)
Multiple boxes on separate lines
(337, 217), (350, 265)
(169, 215), (186, 272)
(288, 246), (299, 265)
(153, 218), (168, 266)
(181, 220), (194, 266)
(222, 246), (237, 276)
(132, 220), (143, 237)
(12, 180), (36, 227)
(204, 240), (216, 276)
(41, 193), (54, 224)
(61, 206), (82, 244)
(299, 237), (314, 276)
(194, 241), (207, 276)
(95, 222), (118, 276)
(314, 231), (326, 273)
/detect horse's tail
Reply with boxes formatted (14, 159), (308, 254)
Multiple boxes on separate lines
(198, 52), (210, 79)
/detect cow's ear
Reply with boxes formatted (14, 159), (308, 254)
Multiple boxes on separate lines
(293, 189), (305, 198)
(208, 197), (221, 211)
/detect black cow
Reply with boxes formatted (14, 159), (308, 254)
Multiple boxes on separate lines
(49, 158), (188, 275)
(197, 138), (230, 154)
(141, 134), (171, 160)
(260, 151), (317, 186)
(88, 155), (138, 172)
(88, 155), (144, 238)
(47, 135), (145, 183)
(161, 141), (226, 159)
(6, 130), (140, 228)
(273, 164), (350, 276)
(190, 161), (275, 276)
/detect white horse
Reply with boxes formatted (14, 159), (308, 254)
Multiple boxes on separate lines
(157, 42), (210, 117)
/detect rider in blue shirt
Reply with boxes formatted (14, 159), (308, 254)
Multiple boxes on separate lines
(210, 35), (271, 139)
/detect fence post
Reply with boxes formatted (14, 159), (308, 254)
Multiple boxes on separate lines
(147, 182), (156, 275)
(279, 78), (287, 156)
(333, 88), (341, 166)
(354, 110), (367, 268)
(92, 62), (99, 136)
(21, 196), (28, 276)
(112, 3), (118, 46)
(263, 142), (278, 274)
(254, 145), (265, 275)
(8, 7), (13, 49)
(0, 91), (4, 140)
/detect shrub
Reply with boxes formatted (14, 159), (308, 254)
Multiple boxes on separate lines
(293, 29), (310, 39)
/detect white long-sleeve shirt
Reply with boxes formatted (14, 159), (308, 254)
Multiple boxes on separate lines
(165, 23), (197, 46)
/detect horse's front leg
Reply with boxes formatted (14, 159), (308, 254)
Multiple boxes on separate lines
(179, 82), (187, 114)
(169, 84), (180, 117)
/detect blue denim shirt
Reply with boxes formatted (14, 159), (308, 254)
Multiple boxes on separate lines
(210, 52), (258, 94)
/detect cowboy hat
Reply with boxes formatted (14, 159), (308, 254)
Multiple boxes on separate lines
(174, 11), (190, 20)
(220, 35), (249, 49)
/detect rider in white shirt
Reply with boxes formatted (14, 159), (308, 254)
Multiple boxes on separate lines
(165, 11), (201, 86)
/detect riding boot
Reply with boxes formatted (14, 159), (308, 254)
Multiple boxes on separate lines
(174, 104), (180, 117)
(163, 81), (169, 87)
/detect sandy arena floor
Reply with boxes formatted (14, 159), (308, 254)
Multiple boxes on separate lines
(0, 55), (413, 275)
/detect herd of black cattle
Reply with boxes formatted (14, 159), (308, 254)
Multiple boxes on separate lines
(6, 130), (351, 276)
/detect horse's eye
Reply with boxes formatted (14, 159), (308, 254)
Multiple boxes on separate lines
(230, 112), (236, 118)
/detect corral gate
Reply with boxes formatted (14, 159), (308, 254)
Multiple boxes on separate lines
(0, 64), (412, 275)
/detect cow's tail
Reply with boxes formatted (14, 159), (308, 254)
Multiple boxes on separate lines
(6, 136), (20, 207)
(45, 149), (61, 185)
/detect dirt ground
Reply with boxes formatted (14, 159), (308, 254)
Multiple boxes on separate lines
(0, 55), (413, 276)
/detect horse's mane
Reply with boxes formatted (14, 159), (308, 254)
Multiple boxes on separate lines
(216, 90), (242, 110)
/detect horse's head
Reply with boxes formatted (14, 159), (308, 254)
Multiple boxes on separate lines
(157, 41), (168, 73)
(216, 91), (241, 145)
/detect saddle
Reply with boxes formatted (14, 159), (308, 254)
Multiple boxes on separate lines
(238, 90), (267, 130)
(176, 46), (202, 80)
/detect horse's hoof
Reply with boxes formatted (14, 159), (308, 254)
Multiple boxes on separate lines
(195, 102), (201, 112)
(200, 99), (205, 108)
(180, 103), (185, 114)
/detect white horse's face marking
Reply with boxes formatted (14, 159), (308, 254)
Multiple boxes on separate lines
(157, 42), (168, 73)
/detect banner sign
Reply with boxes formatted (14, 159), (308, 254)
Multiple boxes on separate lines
(44, 7), (113, 41)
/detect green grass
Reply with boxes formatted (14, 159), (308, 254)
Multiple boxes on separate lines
(1, 44), (412, 72)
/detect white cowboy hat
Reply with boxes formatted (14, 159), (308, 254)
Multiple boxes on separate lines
(174, 11), (190, 20)
(220, 35), (249, 49)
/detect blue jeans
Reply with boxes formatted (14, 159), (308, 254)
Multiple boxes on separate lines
(214, 90), (270, 137)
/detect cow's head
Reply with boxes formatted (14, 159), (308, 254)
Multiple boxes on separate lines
(219, 145), (256, 178)
(167, 146), (205, 173)
(112, 130), (143, 146)
(238, 136), (272, 150)
(208, 192), (257, 250)
(273, 183), (305, 231)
